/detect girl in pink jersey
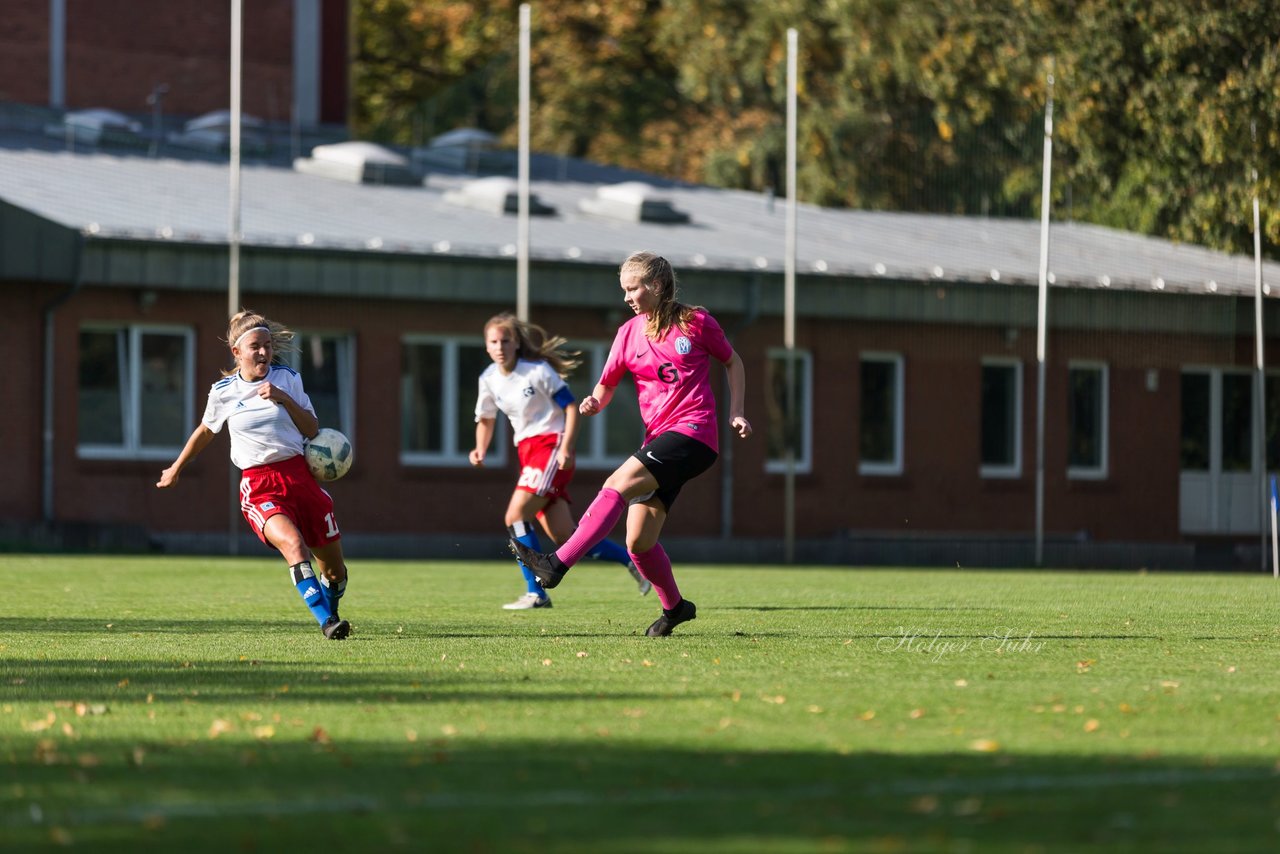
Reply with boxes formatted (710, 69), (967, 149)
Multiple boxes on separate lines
(157, 310), (351, 640)
(471, 313), (650, 609)
(511, 252), (752, 636)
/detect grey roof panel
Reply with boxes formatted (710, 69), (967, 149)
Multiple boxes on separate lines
(1, 137), (1277, 299)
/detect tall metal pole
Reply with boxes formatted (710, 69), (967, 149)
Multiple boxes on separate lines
(1253, 179), (1266, 572)
(516, 3), (531, 322)
(1034, 60), (1055, 568)
(783, 28), (798, 564)
(49, 0), (66, 108)
(228, 0), (243, 319)
(228, 0), (244, 556)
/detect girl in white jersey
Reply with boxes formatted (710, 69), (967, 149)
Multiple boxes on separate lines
(471, 313), (650, 609)
(511, 252), (752, 636)
(157, 310), (351, 640)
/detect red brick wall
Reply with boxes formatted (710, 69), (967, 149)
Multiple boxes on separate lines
(0, 1), (348, 124)
(0, 2), (50, 105)
(12, 277), (1264, 547)
(0, 282), (49, 523)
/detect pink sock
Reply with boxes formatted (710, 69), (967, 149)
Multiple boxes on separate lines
(555, 488), (625, 568)
(629, 543), (680, 610)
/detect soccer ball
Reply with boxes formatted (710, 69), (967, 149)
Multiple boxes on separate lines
(305, 428), (353, 482)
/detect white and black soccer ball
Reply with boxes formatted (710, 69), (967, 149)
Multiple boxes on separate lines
(304, 428), (353, 482)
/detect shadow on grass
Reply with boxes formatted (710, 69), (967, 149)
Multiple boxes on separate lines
(3, 737), (1277, 853)
(2, 658), (712, 706)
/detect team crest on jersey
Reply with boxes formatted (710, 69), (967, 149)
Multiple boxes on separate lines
(675, 336), (692, 355)
(522, 385), (534, 397)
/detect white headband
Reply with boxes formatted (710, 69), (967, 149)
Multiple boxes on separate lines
(232, 326), (270, 349)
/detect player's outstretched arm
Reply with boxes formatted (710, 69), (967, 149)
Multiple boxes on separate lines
(580, 383), (616, 417)
(157, 424), (216, 488)
(723, 350), (752, 438)
(470, 417), (496, 466)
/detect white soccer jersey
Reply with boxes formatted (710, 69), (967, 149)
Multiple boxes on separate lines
(475, 359), (571, 445)
(201, 365), (315, 470)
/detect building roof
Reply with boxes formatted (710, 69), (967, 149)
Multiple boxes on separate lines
(1, 128), (1277, 300)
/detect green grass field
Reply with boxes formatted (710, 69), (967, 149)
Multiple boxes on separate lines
(3, 555), (1279, 852)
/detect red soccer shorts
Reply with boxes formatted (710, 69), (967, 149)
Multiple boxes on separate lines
(238, 454), (341, 548)
(515, 433), (574, 503)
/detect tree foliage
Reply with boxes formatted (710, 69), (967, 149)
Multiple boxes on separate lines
(353, 0), (1280, 256)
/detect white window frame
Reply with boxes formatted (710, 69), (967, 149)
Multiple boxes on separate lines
(858, 351), (904, 476)
(765, 347), (813, 475)
(400, 334), (507, 467)
(980, 357), (1022, 479)
(77, 323), (195, 461)
(1066, 360), (1109, 480)
(281, 330), (357, 441)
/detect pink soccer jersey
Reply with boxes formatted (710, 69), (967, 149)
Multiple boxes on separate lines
(599, 309), (733, 453)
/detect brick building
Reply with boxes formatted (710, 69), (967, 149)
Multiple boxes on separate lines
(0, 0), (348, 126)
(4, 126), (1280, 568)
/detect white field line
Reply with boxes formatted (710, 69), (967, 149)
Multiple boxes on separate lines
(8, 766), (1277, 828)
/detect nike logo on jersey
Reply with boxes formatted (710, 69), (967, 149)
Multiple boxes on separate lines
(645, 451), (662, 465)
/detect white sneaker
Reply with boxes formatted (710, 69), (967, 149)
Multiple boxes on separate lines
(502, 592), (552, 610)
(626, 563), (653, 596)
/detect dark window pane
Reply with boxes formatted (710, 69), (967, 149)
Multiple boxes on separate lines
(562, 350), (597, 457)
(1180, 373), (1210, 470)
(981, 364), (1018, 467)
(1221, 374), (1252, 472)
(297, 334), (343, 431)
(1068, 367), (1103, 468)
(766, 353), (807, 462)
(78, 330), (124, 444)
(603, 374), (641, 457)
(457, 343), (491, 454)
(139, 333), (187, 447)
(860, 360), (896, 464)
(1268, 376), (1280, 470)
(402, 343), (443, 453)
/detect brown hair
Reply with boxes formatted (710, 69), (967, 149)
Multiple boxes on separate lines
(222, 309), (298, 377)
(483, 312), (581, 379)
(619, 250), (701, 341)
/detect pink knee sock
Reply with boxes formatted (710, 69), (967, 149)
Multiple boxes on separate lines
(628, 543), (680, 610)
(555, 488), (625, 568)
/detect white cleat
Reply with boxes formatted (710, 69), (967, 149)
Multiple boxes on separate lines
(502, 592), (552, 610)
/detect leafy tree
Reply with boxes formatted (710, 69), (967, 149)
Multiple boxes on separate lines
(351, 0), (1280, 256)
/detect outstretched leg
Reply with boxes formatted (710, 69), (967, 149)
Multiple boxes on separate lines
(503, 490), (553, 609)
(540, 501), (650, 595)
(264, 514), (347, 638)
(626, 500), (695, 636)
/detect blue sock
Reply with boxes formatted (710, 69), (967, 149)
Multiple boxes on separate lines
(587, 537), (632, 567)
(290, 561), (333, 626)
(320, 574), (346, 619)
(509, 522), (547, 595)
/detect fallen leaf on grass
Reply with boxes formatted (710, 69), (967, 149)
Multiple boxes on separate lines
(911, 795), (940, 814)
(1084, 719), (1101, 733)
(969, 739), (1000, 752)
(23, 713), (56, 732)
